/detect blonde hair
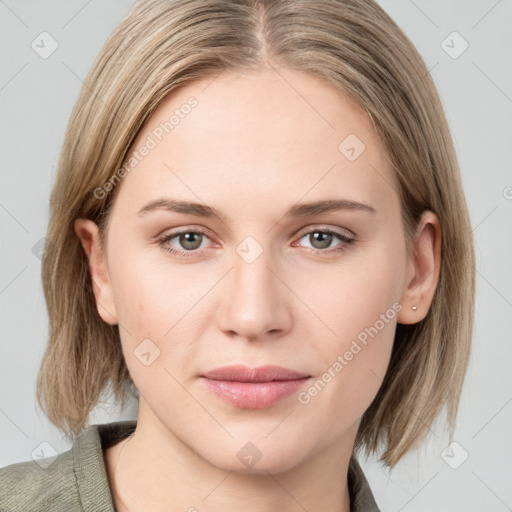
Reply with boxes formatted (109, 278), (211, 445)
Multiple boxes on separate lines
(37, 0), (475, 467)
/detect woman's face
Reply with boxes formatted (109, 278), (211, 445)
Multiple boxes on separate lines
(80, 68), (418, 473)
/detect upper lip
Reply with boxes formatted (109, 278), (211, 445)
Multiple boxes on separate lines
(202, 365), (310, 382)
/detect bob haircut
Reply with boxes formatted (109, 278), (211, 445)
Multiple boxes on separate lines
(37, 0), (475, 468)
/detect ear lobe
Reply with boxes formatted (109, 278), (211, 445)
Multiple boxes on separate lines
(397, 211), (441, 325)
(74, 218), (118, 325)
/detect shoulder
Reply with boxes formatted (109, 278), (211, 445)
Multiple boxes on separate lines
(0, 442), (80, 512)
(0, 420), (135, 512)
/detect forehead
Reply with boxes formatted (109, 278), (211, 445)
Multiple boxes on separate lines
(112, 68), (398, 218)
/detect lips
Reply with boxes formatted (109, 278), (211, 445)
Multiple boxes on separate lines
(200, 365), (311, 409)
(202, 364), (309, 382)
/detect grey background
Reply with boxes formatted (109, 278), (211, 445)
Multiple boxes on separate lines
(1, 1), (511, 510)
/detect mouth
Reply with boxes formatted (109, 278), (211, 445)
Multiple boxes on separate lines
(200, 365), (312, 409)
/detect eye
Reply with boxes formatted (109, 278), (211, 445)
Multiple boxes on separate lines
(158, 229), (212, 256)
(294, 227), (354, 255)
(157, 226), (355, 258)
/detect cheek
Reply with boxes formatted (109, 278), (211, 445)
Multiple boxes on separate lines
(297, 304), (398, 436)
(108, 248), (213, 385)
(295, 238), (403, 345)
(109, 241), (195, 332)
(296, 242), (402, 421)
(109, 228), (402, 418)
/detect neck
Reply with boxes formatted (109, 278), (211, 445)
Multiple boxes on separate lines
(105, 402), (356, 512)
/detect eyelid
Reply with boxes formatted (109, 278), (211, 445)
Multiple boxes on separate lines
(157, 227), (217, 249)
(158, 225), (216, 242)
(294, 224), (355, 241)
(159, 224), (354, 243)
(157, 220), (358, 258)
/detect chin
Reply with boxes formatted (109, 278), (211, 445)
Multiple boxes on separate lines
(200, 437), (312, 476)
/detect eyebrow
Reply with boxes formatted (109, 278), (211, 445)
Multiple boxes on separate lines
(136, 197), (376, 222)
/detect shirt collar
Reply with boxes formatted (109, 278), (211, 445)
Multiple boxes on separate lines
(348, 456), (381, 511)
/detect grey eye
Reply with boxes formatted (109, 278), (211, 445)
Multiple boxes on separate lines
(177, 231), (204, 250)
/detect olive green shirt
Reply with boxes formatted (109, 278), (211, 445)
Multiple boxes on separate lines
(0, 420), (381, 511)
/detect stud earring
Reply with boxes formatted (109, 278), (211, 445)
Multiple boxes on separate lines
(411, 305), (417, 311)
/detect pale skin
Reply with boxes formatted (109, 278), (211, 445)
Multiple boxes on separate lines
(75, 67), (441, 512)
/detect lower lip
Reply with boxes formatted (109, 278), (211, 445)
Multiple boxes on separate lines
(201, 377), (311, 409)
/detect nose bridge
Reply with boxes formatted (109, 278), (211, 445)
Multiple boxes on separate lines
(217, 236), (291, 339)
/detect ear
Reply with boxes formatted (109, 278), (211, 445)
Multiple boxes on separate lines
(74, 218), (118, 325)
(397, 211), (441, 325)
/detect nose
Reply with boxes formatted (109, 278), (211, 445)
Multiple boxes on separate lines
(216, 242), (293, 342)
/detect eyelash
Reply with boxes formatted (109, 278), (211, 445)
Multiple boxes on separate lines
(157, 227), (354, 258)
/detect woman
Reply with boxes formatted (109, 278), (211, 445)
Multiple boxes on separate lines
(0, 0), (475, 511)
